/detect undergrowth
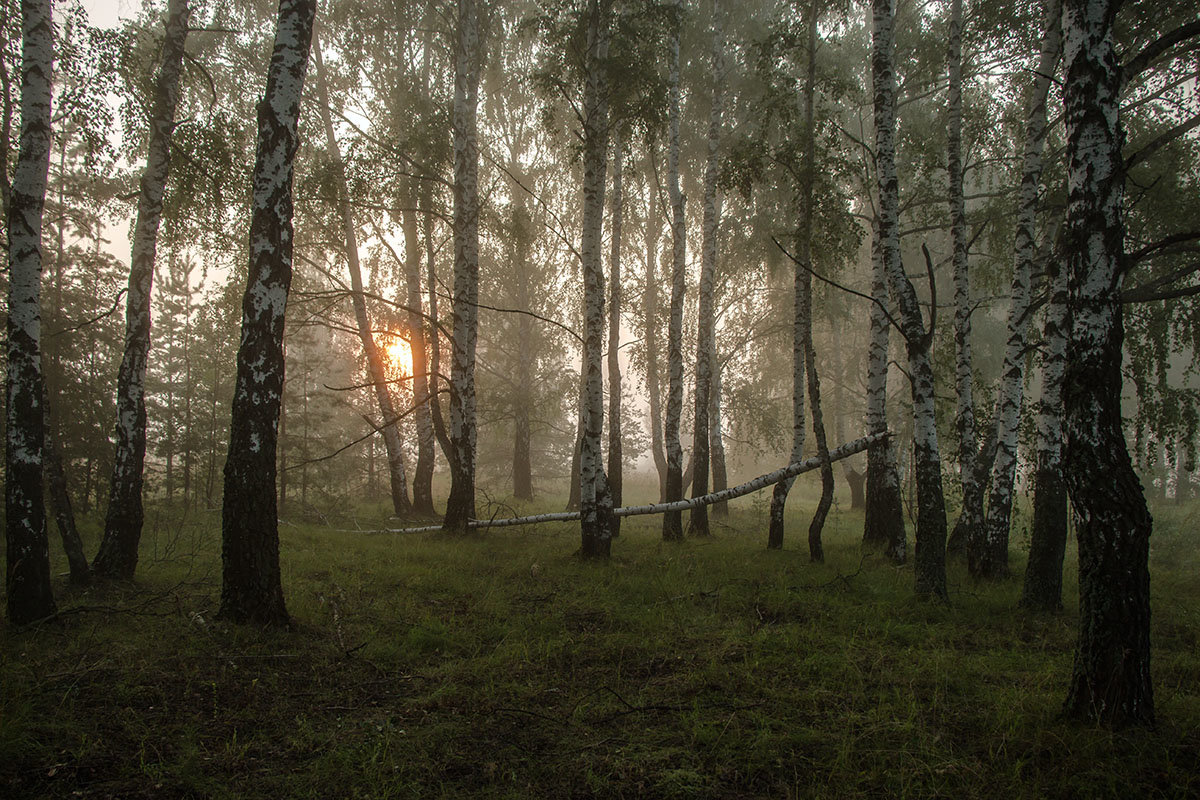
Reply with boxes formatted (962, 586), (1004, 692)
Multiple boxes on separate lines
(1, 495), (1198, 798)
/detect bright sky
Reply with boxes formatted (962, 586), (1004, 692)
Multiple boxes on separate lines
(81, 0), (133, 29)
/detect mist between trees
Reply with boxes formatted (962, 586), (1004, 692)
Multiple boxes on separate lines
(4, 0), (1199, 739)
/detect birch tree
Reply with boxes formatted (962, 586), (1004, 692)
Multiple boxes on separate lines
(579, 0), (616, 557)
(444, 0), (482, 532)
(5, 0), (55, 625)
(607, 130), (624, 534)
(662, 3), (686, 542)
(219, 0), (317, 626)
(92, 0), (189, 580)
(873, 0), (946, 598)
(689, 0), (724, 539)
(1021, 256), (1068, 610)
(973, 0), (1062, 579)
(944, 0), (982, 560)
(1060, 0), (1153, 726)
(311, 29), (412, 517)
(642, 142), (668, 499)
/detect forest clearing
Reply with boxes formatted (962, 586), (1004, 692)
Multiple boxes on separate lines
(3, 0), (1200, 795)
(2, 493), (1198, 798)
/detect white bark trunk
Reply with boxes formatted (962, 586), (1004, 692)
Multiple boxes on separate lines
(690, 3), (724, 538)
(663, 12), (686, 541)
(607, 131), (624, 533)
(95, 0), (190, 579)
(444, 0), (481, 531)
(6, 0), (56, 624)
(976, 0), (1062, 578)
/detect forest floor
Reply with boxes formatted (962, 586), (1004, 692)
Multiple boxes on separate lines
(1, 492), (1199, 799)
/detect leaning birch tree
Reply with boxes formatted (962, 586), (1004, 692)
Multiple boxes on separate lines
(444, 0), (482, 532)
(1060, 0), (1153, 726)
(873, 0), (946, 598)
(311, 29), (412, 517)
(93, 0), (189, 580)
(5, 0), (55, 625)
(218, 0), (317, 626)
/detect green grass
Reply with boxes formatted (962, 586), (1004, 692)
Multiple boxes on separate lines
(2, 495), (1198, 798)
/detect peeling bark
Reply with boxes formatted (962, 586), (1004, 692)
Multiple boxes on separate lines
(6, 0), (56, 625)
(219, 0), (317, 627)
(94, 0), (190, 580)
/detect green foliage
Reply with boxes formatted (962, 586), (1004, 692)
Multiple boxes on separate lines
(3, 499), (1198, 798)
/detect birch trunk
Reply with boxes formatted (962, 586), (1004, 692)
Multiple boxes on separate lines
(801, 0), (833, 561)
(402, 205), (436, 512)
(510, 181), (534, 501)
(386, 432), (887, 534)
(218, 0), (316, 627)
(663, 13), (686, 542)
(94, 0), (189, 580)
(643, 147), (667, 500)
(5, 0), (56, 625)
(579, 0), (615, 557)
(1021, 256), (1068, 611)
(444, 0), (481, 532)
(1060, 0), (1153, 727)
(973, 0), (1062, 579)
(945, 0), (984, 561)
(873, 0), (946, 598)
(45, 390), (89, 585)
(607, 132), (624, 534)
(711, 362), (729, 517)
(311, 32), (411, 517)
(690, 4), (724, 538)
(424, 206), (452, 461)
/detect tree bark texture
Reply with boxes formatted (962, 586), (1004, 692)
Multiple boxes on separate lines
(579, 0), (615, 558)
(6, 0), (56, 625)
(974, 0), (1062, 579)
(1022, 256), (1069, 611)
(444, 0), (481, 532)
(402, 206), (437, 512)
(690, 5), (723, 539)
(1060, 0), (1154, 727)
(710, 363), (729, 516)
(312, 32), (411, 517)
(945, 0), (983, 562)
(607, 132), (624, 534)
(662, 15), (686, 542)
(874, 0), (946, 598)
(45, 398), (89, 586)
(94, 0), (189, 580)
(509, 180), (535, 501)
(219, 0), (316, 627)
(643, 147), (667, 501)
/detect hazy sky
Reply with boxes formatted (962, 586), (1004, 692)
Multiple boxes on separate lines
(81, 0), (132, 29)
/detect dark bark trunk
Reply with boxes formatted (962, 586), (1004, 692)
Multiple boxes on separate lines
(710, 364), (728, 517)
(607, 133), (623, 536)
(402, 206), (437, 513)
(662, 14), (685, 543)
(643, 146), (667, 501)
(6, 0), (56, 625)
(1060, 0), (1153, 727)
(218, 0), (316, 627)
(94, 0), (190, 580)
(44, 392), (89, 586)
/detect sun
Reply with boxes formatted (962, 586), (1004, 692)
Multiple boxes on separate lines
(384, 336), (413, 379)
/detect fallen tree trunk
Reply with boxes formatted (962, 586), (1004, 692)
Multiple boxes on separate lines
(351, 431), (888, 534)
